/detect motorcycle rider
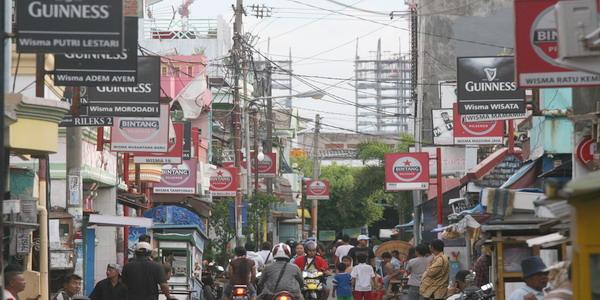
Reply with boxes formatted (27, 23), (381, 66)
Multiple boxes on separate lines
(257, 243), (304, 300)
(225, 246), (257, 300)
(293, 241), (331, 300)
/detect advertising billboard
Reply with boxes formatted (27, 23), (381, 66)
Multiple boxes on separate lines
(153, 158), (197, 194)
(384, 153), (429, 191)
(305, 180), (330, 200)
(110, 103), (169, 152)
(453, 104), (504, 145)
(210, 167), (239, 197)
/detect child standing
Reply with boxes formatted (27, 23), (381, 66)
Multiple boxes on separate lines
(333, 263), (353, 300)
(351, 253), (376, 300)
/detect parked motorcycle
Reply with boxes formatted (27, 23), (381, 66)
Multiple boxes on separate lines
(302, 271), (324, 300)
(447, 283), (495, 300)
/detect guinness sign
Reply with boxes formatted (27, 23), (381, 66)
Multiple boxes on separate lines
(457, 56), (526, 115)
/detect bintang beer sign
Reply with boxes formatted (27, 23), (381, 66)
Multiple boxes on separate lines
(514, 0), (600, 87)
(453, 104), (504, 145)
(153, 159), (197, 194)
(17, 0), (124, 53)
(251, 152), (277, 178)
(210, 167), (239, 197)
(384, 153), (429, 191)
(305, 180), (330, 200)
(457, 56), (526, 116)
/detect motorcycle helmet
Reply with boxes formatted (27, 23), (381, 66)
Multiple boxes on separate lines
(304, 241), (317, 251)
(272, 243), (292, 259)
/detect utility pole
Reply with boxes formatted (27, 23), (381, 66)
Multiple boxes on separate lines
(409, 1), (422, 244)
(265, 62), (273, 194)
(0, 0), (9, 291)
(233, 0), (244, 245)
(311, 114), (320, 238)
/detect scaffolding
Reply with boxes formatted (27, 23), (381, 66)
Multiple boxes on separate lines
(355, 39), (412, 135)
(254, 49), (293, 108)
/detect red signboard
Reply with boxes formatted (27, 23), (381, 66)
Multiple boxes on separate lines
(576, 136), (597, 165)
(453, 104), (504, 145)
(306, 180), (330, 200)
(384, 153), (429, 191)
(153, 158), (197, 194)
(514, 0), (600, 87)
(250, 152), (277, 178)
(133, 123), (184, 164)
(210, 167), (239, 197)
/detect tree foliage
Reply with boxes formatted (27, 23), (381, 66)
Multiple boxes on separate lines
(205, 198), (235, 265)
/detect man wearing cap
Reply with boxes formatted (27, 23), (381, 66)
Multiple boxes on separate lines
(347, 235), (375, 267)
(89, 264), (127, 300)
(508, 256), (549, 300)
(122, 242), (175, 300)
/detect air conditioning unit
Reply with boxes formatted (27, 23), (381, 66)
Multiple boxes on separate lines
(555, 0), (600, 74)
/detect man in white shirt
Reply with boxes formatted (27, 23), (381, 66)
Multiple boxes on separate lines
(245, 242), (265, 271)
(257, 242), (274, 265)
(334, 235), (354, 265)
(508, 256), (548, 300)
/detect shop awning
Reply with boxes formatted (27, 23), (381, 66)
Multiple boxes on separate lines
(526, 232), (568, 248)
(88, 214), (153, 228)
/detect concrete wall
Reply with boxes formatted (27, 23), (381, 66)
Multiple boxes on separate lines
(93, 187), (118, 283)
(416, 0), (513, 144)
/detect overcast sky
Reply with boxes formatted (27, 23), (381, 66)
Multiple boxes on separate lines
(149, 0), (410, 131)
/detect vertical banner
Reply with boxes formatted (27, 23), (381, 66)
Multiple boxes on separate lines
(384, 153), (429, 191)
(305, 180), (330, 200)
(210, 167), (239, 197)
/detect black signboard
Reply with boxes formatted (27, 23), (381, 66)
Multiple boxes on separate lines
(54, 17), (138, 86)
(59, 87), (113, 127)
(87, 56), (161, 117)
(183, 121), (192, 160)
(457, 56), (526, 115)
(17, 0), (124, 53)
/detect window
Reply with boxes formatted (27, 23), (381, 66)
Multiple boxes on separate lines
(172, 66), (180, 77)
(161, 66), (168, 76)
(187, 66), (194, 77)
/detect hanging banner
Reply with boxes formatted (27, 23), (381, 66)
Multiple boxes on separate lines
(133, 123), (184, 164)
(54, 17), (138, 86)
(432, 109), (454, 145)
(153, 158), (197, 194)
(384, 153), (430, 191)
(453, 104), (504, 145)
(250, 152), (277, 178)
(305, 180), (330, 200)
(514, 0), (600, 87)
(210, 167), (239, 197)
(16, 0), (124, 53)
(87, 56), (161, 117)
(110, 103), (169, 152)
(457, 56), (526, 116)
(183, 121), (193, 160)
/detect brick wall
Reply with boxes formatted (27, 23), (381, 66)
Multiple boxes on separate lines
(123, 0), (139, 17)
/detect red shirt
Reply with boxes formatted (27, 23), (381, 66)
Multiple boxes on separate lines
(294, 255), (329, 271)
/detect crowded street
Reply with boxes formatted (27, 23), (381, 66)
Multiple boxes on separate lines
(0, 0), (598, 299)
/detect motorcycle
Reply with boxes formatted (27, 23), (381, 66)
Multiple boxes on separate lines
(446, 283), (495, 300)
(302, 271), (324, 300)
(232, 285), (250, 300)
(273, 291), (294, 300)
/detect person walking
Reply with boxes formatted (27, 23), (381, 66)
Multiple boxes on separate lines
(351, 253), (376, 300)
(225, 246), (257, 300)
(405, 244), (429, 300)
(89, 264), (127, 300)
(333, 263), (353, 300)
(334, 235), (354, 265)
(508, 257), (548, 300)
(4, 266), (29, 300)
(121, 242), (174, 300)
(257, 243), (304, 300)
(53, 274), (83, 300)
(419, 239), (449, 300)
(347, 235), (375, 267)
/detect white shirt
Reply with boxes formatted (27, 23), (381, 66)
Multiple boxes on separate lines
(508, 285), (544, 300)
(351, 263), (375, 291)
(335, 244), (354, 260)
(246, 251), (265, 271)
(3, 289), (17, 300)
(257, 250), (274, 265)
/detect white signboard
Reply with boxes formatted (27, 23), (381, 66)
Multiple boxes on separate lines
(409, 146), (478, 177)
(439, 81), (457, 109)
(432, 109), (454, 145)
